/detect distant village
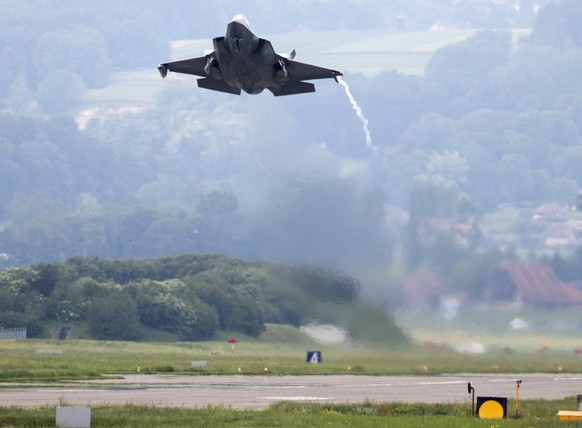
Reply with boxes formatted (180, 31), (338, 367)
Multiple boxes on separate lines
(388, 199), (582, 309)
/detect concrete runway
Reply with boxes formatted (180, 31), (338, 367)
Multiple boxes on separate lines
(0, 374), (580, 409)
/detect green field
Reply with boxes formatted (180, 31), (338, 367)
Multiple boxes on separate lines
(80, 28), (487, 110)
(1, 323), (581, 426)
(171, 29), (485, 77)
(396, 306), (582, 355)
(0, 324), (581, 382)
(79, 27), (531, 127)
(0, 398), (579, 428)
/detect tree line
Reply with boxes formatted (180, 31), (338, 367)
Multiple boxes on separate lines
(0, 254), (410, 344)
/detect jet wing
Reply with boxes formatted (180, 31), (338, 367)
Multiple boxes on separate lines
(158, 56), (210, 78)
(282, 57), (343, 81)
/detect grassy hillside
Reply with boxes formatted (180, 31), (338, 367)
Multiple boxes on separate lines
(81, 29), (476, 109)
(79, 28), (530, 120)
(267, 29), (480, 77)
(171, 28), (532, 77)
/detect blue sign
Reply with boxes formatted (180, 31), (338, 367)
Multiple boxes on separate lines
(306, 351), (322, 363)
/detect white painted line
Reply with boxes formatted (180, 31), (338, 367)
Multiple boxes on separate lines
(261, 396), (334, 401)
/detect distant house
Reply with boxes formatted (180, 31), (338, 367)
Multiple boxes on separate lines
(402, 269), (446, 308)
(544, 220), (582, 249)
(383, 206), (409, 227)
(529, 203), (582, 251)
(487, 261), (582, 307)
(532, 203), (570, 224)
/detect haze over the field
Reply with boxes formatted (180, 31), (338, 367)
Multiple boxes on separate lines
(2, 0), (582, 330)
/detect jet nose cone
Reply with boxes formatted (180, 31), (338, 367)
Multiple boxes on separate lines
(231, 14), (251, 30)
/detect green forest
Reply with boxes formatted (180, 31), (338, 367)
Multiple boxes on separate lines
(0, 254), (406, 344)
(2, 0), (582, 340)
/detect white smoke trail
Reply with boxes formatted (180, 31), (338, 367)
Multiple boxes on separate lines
(253, 153), (272, 177)
(337, 76), (377, 152)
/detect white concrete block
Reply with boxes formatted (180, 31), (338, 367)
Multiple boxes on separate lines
(56, 407), (90, 428)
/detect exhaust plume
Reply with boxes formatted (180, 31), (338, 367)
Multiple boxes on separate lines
(337, 76), (377, 152)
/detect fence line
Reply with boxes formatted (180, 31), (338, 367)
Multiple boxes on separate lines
(0, 327), (27, 339)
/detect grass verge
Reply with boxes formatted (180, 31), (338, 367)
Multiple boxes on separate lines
(0, 397), (576, 427)
(0, 332), (581, 382)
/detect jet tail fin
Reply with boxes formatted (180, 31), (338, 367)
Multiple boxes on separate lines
(269, 81), (315, 97)
(197, 78), (241, 95)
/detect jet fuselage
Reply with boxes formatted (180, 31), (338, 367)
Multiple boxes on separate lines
(158, 14), (342, 96)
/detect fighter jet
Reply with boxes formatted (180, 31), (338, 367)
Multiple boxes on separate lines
(158, 14), (343, 96)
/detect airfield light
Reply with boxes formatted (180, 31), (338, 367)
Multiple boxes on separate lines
(468, 382), (475, 416)
(515, 380), (522, 415)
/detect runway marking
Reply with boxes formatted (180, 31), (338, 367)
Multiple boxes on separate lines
(336, 383), (392, 387)
(261, 396), (334, 401)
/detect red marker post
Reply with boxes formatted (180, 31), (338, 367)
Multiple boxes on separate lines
(228, 338), (237, 353)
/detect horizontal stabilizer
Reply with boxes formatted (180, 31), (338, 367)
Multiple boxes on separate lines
(197, 78), (241, 95)
(269, 81), (315, 97)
